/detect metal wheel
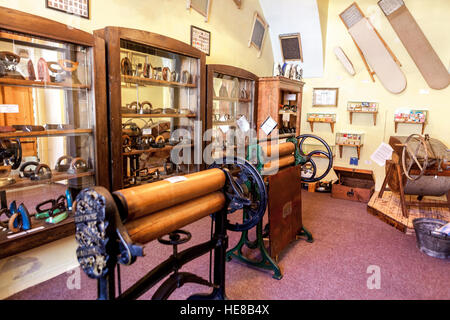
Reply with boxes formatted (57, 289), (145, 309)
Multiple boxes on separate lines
(296, 134), (333, 182)
(401, 134), (428, 181)
(209, 157), (267, 232)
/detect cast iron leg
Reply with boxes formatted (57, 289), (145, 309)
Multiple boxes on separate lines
(188, 209), (228, 300)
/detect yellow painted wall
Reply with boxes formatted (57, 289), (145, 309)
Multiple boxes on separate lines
(302, 0), (450, 190)
(0, 0), (274, 76)
(0, 0), (274, 298)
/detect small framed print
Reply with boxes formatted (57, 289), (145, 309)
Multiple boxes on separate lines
(312, 88), (339, 107)
(191, 25), (211, 56)
(46, 0), (90, 19)
(248, 11), (268, 58)
(187, 0), (212, 22)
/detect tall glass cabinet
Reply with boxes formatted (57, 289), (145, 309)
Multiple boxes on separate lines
(95, 27), (206, 191)
(0, 7), (108, 258)
(206, 64), (258, 160)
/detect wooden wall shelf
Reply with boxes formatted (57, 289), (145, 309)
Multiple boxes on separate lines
(394, 121), (426, 134)
(337, 143), (363, 159)
(349, 110), (378, 125)
(307, 120), (335, 133)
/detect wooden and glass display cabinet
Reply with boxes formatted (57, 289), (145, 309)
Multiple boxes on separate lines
(0, 7), (108, 259)
(206, 64), (258, 159)
(257, 76), (304, 140)
(94, 27), (206, 191)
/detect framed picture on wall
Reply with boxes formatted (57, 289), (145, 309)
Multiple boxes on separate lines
(187, 0), (212, 22)
(248, 11), (268, 58)
(279, 33), (303, 62)
(312, 88), (339, 107)
(191, 25), (211, 56)
(46, 0), (90, 19)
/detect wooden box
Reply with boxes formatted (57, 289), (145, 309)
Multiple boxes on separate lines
(331, 166), (375, 203)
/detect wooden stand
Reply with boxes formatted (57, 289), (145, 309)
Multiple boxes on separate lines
(378, 160), (450, 218)
(368, 190), (450, 234)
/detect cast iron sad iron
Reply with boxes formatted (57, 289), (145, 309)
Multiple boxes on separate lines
(55, 155), (73, 172)
(122, 122), (141, 137)
(121, 57), (133, 76)
(0, 138), (22, 170)
(30, 163), (52, 181)
(47, 59), (80, 85)
(135, 135), (154, 150)
(138, 101), (153, 114)
(19, 161), (40, 178)
(151, 135), (166, 148)
(0, 51), (25, 79)
(8, 202), (32, 233)
(67, 157), (89, 174)
(35, 189), (72, 224)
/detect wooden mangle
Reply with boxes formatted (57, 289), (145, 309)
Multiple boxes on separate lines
(378, 134), (450, 218)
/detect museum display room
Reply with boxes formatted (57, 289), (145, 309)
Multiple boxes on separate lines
(0, 0), (448, 303)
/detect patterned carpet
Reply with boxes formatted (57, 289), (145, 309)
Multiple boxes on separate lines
(8, 190), (450, 300)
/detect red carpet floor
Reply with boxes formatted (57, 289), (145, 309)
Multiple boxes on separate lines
(8, 191), (450, 300)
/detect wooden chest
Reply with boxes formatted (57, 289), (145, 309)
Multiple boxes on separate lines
(331, 166), (375, 203)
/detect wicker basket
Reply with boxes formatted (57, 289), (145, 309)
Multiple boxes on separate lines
(412, 218), (450, 259)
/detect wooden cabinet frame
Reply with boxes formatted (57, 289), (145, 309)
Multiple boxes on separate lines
(257, 76), (304, 138)
(94, 27), (206, 191)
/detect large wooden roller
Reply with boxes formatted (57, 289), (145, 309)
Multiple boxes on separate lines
(113, 168), (226, 221)
(126, 192), (226, 244)
(262, 155), (295, 175)
(261, 142), (295, 159)
(259, 142), (296, 175)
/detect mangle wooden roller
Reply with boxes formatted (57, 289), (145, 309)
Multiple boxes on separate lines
(260, 141), (296, 175)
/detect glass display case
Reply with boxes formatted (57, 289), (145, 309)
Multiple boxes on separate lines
(0, 7), (107, 258)
(206, 64), (258, 160)
(96, 27), (206, 191)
